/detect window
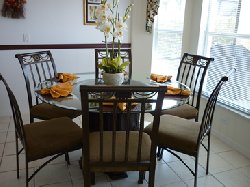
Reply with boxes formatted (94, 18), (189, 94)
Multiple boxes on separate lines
(200, 0), (250, 116)
(151, 0), (186, 80)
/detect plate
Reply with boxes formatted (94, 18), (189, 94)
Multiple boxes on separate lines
(149, 79), (172, 85)
(150, 79), (171, 84)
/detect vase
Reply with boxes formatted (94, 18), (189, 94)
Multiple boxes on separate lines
(102, 72), (124, 85)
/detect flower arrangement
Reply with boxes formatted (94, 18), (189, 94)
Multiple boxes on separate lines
(95, 0), (133, 74)
(1, 0), (26, 18)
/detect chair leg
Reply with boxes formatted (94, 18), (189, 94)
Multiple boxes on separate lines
(91, 172), (95, 185)
(206, 133), (211, 175)
(195, 116), (199, 122)
(83, 170), (91, 187)
(194, 156), (199, 187)
(15, 134), (19, 179)
(30, 114), (34, 123)
(138, 171), (145, 184)
(26, 158), (29, 187)
(156, 146), (161, 157)
(65, 153), (70, 165)
(148, 169), (156, 187)
(79, 157), (82, 169)
(157, 147), (164, 161)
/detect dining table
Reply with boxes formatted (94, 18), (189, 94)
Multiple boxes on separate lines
(34, 75), (190, 115)
(35, 75), (190, 131)
(34, 74), (191, 179)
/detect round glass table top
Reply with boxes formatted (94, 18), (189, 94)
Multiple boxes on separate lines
(35, 78), (190, 111)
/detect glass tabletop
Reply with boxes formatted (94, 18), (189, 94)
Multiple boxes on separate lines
(35, 78), (190, 112)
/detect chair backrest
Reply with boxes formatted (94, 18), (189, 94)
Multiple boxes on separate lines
(0, 73), (25, 146)
(95, 48), (132, 82)
(177, 53), (214, 118)
(80, 85), (166, 169)
(198, 74), (231, 143)
(15, 50), (57, 109)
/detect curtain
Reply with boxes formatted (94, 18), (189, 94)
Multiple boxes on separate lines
(146, 0), (160, 33)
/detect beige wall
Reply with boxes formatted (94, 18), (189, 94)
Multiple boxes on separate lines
(131, 0), (153, 81)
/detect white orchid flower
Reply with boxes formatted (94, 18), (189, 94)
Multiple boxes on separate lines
(115, 19), (127, 30)
(113, 30), (123, 41)
(101, 23), (111, 37)
(95, 0), (133, 62)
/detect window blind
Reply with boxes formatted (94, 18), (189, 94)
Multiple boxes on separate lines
(202, 0), (250, 116)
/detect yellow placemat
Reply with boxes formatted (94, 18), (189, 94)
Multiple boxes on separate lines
(40, 82), (73, 98)
(150, 73), (172, 83)
(166, 86), (191, 96)
(56, 73), (78, 83)
(103, 97), (137, 111)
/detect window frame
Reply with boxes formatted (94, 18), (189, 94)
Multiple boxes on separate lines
(199, 0), (250, 117)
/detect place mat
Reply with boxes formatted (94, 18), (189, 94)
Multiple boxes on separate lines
(40, 82), (73, 98)
(56, 73), (78, 83)
(165, 86), (191, 97)
(150, 73), (172, 83)
(103, 97), (137, 111)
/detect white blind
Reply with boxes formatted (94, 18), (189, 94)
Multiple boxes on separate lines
(202, 0), (250, 116)
(152, 0), (186, 79)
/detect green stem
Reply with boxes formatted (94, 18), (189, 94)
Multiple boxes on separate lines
(112, 36), (115, 60)
(118, 40), (121, 57)
(105, 36), (108, 59)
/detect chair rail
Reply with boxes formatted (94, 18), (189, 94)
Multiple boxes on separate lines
(0, 43), (131, 50)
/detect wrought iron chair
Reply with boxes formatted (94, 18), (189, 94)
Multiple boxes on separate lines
(161, 53), (214, 121)
(0, 73), (82, 187)
(15, 50), (81, 123)
(80, 85), (166, 187)
(95, 48), (132, 83)
(144, 73), (233, 187)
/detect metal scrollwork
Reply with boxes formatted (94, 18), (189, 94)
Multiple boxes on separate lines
(22, 53), (51, 65)
(184, 55), (208, 67)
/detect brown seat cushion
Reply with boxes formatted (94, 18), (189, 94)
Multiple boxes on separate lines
(161, 104), (198, 120)
(89, 131), (151, 162)
(31, 103), (81, 120)
(24, 117), (82, 161)
(144, 115), (200, 156)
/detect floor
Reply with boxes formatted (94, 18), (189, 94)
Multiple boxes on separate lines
(0, 115), (250, 187)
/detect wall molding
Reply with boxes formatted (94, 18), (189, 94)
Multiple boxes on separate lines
(0, 43), (131, 50)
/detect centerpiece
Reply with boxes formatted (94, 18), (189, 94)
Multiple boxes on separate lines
(95, 0), (133, 85)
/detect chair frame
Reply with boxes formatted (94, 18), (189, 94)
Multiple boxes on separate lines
(158, 75), (229, 187)
(95, 48), (132, 82)
(15, 50), (81, 124)
(15, 50), (57, 122)
(176, 53), (214, 121)
(0, 73), (82, 187)
(158, 53), (214, 163)
(80, 85), (166, 187)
